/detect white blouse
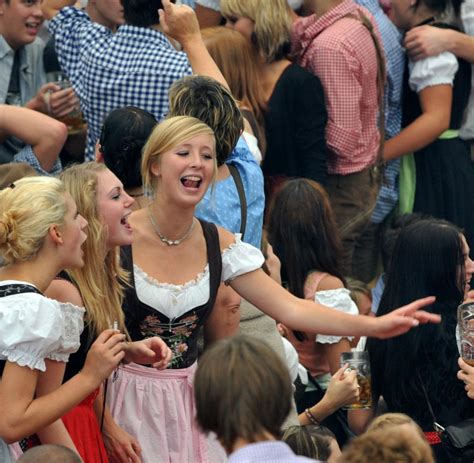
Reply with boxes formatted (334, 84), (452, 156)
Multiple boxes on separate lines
(409, 51), (459, 93)
(134, 235), (264, 320)
(0, 281), (85, 371)
(313, 288), (359, 344)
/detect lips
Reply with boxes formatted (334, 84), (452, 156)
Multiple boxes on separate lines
(25, 21), (40, 35)
(180, 175), (202, 189)
(121, 212), (132, 231)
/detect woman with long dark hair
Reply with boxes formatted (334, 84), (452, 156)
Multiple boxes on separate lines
(267, 178), (358, 444)
(365, 219), (474, 461)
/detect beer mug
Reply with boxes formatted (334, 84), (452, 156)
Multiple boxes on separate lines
(340, 351), (372, 409)
(458, 302), (474, 366)
(46, 71), (85, 134)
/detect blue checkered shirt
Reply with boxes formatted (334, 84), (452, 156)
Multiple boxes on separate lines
(13, 144), (62, 176)
(49, 8), (192, 161)
(357, 0), (405, 223)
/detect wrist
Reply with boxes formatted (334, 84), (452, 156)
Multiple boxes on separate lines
(77, 368), (102, 391)
(318, 394), (338, 416)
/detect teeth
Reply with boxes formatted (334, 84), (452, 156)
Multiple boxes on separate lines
(182, 176), (201, 181)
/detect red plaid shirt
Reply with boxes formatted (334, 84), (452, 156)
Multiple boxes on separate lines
(292, 0), (382, 175)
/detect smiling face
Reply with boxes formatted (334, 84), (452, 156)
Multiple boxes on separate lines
(95, 168), (134, 250)
(151, 133), (216, 208)
(58, 193), (88, 269)
(0, 0), (43, 50)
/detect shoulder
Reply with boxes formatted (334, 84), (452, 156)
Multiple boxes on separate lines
(45, 278), (84, 307)
(217, 226), (236, 252)
(409, 51), (458, 92)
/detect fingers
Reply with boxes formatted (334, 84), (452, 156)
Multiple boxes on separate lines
(335, 363), (349, 380)
(459, 357), (474, 373)
(96, 328), (122, 343)
(399, 296), (436, 315)
(412, 311), (441, 324)
(49, 88), (79, 118)
(125, 444), (141, 463)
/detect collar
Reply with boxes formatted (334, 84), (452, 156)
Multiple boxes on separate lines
(295, 0), (359, 50)
(117, 24), (176, 49)
(0, 36), (33, 74)
(229, 441), (300, 462)
(0, 35), (14, 59)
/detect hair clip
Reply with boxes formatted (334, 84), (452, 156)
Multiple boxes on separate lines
(9, 183), (15, 189)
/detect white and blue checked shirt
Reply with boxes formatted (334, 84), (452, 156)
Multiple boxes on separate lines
(356, 0), (405, 224)
(49, 8), (192, 161)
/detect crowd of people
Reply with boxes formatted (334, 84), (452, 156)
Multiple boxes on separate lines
(0, 0), (474, 461)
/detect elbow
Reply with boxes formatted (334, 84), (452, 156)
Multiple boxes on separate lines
(0, 423), (24, 444)
(50, 120), (68, 149)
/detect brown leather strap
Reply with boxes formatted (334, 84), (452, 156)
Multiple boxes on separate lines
(345, 10), (386, 167)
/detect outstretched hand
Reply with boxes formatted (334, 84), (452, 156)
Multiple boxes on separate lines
(125, 337), (173, 369)
(158, 0), (200, 47)
(373, 296), (439, 339)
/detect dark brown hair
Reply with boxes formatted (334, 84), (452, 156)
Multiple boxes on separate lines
(267, 178), (344, 297)
(194, 335), (292, 452)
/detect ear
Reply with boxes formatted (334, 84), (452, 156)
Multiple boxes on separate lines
(95, 144), (104, 163)
(49, 224), (64, 245)
(150, 160), (161, 177)
(0, 0), (5, 15)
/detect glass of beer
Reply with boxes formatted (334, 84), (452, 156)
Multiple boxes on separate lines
(340, 351), (372, 409)
(458, 302), (474, 366)
(46, 71), (85, 134)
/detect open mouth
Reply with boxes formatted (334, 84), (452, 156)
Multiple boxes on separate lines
(120, 212), (133, 230)
(25, 22), (40, 33)
(180, 175), (202, 189)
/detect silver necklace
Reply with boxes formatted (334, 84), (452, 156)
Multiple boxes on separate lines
(147, 206), (195, 246)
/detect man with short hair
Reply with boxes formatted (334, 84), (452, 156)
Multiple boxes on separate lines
(194, 335), (317, 462)
(43, 0), (225, 160)
(0, 0), (76, 171)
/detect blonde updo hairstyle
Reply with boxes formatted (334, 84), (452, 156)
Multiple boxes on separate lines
(221, 0), (292, 63)
(0, 177), (67, 265)
(141, 116), (216, 196)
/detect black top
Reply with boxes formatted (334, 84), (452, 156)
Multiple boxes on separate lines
(370, 302), (474, 432)
(402, 23), (471, 129)
(262, 63), (328, 184)
(121, 220), (222, 369)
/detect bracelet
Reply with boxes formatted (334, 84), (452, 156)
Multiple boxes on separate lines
(304, 408), (320, 426)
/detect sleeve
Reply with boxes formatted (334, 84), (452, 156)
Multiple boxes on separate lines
(221, 234), (265, 283)
(312, 45), (365, 161)
(408, 52), (458, 93)
(293, 70), (328, 184)
(48, 7), (110, 79)
(314, 288), (359, 344)
(46, 302), (85, 363)
(13, 144), (62, 176)
(0, 295), (64, 371)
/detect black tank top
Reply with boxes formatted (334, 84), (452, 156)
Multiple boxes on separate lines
(120, 220), (222, 369)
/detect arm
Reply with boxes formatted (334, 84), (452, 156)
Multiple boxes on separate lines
(41, 0), (75, 20)
(383, 84), (452, 161)
(0, 105), (67, 172)
(0, 330), (124, 443)
(204, 283), (241, 346)
(35, 360), (79, 453)
(229, 268), (438, 339)
(95, 390), (142, 463)
(158, 0), (228, 89)
(405, 26), (474, 64)
(299, 366), (359, 425)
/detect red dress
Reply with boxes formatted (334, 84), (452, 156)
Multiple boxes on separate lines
(62, 388), (109, 463)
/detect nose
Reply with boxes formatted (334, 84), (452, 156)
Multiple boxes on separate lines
(32, 2), (44, 18)
(190, 151), (202, 168)
(467, 255), (474, 275)
(79, 214), (88, 230)
(124, 191), (135, 208)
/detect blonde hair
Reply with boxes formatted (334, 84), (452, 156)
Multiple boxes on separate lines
(221, 0), (292, 63)
(141, 116), (216, 195)
(201, 27), (266, 154)
(339, 427), (434, 463)
(367, 413), (425, 439)
(0, 177), (67, 265)
(60, 163), (128, 337)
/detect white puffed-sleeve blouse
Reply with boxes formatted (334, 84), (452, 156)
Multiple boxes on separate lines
(0, 280), (85, 372)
